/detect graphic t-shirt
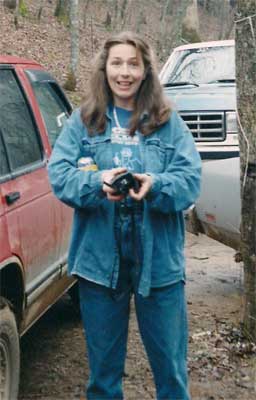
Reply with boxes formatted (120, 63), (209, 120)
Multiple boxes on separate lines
(111, 106), (142, 173)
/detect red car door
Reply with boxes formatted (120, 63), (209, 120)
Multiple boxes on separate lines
(24, 66), (73, 277)
(25, 67), (73, 273)
(0, 66), (62, 305)
(0, 135), (11, 265)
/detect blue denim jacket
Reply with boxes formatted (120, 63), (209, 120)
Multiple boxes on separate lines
(48, 107), (201, 296)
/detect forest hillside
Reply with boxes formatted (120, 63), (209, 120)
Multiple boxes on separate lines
(0, 0), (236, 104)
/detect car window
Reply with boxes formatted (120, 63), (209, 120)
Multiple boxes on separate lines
(25, 70), (72, 148)
(0, 129), (9, 177)
(31, 82), (69, 147)
(0, 69), (42, 171)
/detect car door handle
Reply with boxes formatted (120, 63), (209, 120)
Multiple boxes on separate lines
(5, 191), (21, 205)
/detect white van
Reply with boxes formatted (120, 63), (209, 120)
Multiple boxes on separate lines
(160, 40), (238, 160)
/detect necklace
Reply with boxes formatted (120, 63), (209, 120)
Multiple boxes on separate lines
(113, 107), (133, 135)
(112, 107), (140, 145)
(113, 107), (122, 129)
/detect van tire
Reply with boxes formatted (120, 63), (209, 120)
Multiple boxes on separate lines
(0, 299), (20, 400)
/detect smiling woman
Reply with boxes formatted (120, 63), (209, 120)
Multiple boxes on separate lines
(106, 43), (145, 110)
(81, 31), (170, 136)
(48, 31), (202, 400)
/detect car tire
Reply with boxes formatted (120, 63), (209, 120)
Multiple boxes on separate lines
(0, 298), (20, 400)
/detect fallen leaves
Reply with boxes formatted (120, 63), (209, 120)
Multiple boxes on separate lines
(189, 322), (256, 391)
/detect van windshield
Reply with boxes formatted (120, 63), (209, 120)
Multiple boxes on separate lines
(160, 45), (235, 85)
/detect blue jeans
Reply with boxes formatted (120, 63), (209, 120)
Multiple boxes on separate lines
(78, 211), (190, 400)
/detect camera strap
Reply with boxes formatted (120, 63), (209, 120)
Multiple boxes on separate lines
(116, 199), (142, 267)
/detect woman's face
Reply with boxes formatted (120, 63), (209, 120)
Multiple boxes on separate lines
(106, 43), (145, 110)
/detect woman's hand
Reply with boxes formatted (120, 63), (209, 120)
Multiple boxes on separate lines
(129, 173), (153, 201)
(101, 167), (127, 201)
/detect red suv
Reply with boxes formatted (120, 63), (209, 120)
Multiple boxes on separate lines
(0, 56), (74, 399)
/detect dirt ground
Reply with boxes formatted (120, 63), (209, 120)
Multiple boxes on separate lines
(18, 233), (255, 400)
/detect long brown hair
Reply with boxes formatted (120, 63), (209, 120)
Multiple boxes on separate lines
(81, 31), (171, 135)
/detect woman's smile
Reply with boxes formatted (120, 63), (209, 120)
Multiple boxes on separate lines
(117, 81), (132, 87)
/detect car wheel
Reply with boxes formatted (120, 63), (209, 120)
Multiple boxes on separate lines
(0, 298), (20, 400)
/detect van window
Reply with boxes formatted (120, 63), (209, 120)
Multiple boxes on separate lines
(160, 45), (235, 85)
(0, 70), (42, 171)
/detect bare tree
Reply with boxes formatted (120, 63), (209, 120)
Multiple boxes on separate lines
(120, 0), (128, 20)
(64, 0), (79, 91)
(135, 7), (144, 33)
(82, 0), (91, 28)
(158, 0), (191, 59)
(173, 0), (191, 45)
(37, 0), (45, 22)
(111, 0), (128, 29)
(13, 0), (26, 29)
(235, 0), (256, 341)
(218, 0), (236, 39)
(183, 0), (199, 33)
(159, 0), (171, 38)
(121, 0), (133, 29)
(3, 0), (16, 9)
(54, 0), (69, 22)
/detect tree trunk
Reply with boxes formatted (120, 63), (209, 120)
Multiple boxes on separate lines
(3, 0), (17, 10)
(14, 0), (25, 29)
(82, 0), (91, 28)
(70, 0), (79, 76)
(157, 0), (190, 60)
(135, 8), (144, 33)
(120, 0), (128, 20)
(64, 0), (79, 91)
(54, 0), (69, 20)
(183, 0), (199, 33)
(159, 0), (171, 37)
(37, 0), (44, 21)
(235, 0), (256, 341)
(175, 0), (191, 44)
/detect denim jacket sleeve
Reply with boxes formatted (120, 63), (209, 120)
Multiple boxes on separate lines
(47, 109), (105, 209)
(146, 111), (202, 213)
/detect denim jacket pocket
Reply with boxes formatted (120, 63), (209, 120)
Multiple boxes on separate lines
(82, 137), (112, 170)
(144, 138), (175, 172)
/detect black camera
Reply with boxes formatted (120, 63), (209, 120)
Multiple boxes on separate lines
(109, 172), (139, 195)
